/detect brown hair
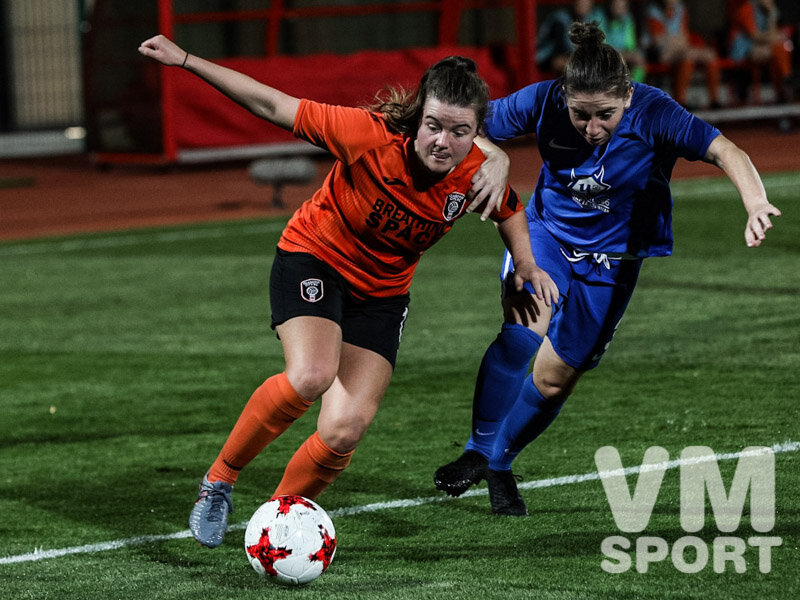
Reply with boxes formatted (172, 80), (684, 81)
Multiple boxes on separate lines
(369, 56), (489, 135)
(563, 22), (632, 98)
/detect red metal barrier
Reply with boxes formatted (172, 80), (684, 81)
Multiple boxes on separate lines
(87, 0), (539, 165)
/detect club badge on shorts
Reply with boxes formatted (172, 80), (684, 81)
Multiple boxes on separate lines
(442, 192), (467, 221)
(300, 278), (324, 303)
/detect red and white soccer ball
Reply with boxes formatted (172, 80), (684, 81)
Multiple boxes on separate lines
(244, 495), (337, 585)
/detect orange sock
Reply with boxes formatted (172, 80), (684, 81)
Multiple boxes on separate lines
(674, 60), (693, 105)
(272, 431), (354, 500)
(773, 43), (792, 79)
(208, 372), (313, 485)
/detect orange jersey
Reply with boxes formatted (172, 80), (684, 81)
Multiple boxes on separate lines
(278, 99), (521, 298)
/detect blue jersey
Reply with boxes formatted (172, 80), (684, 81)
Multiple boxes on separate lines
(485, 81), (721, 257)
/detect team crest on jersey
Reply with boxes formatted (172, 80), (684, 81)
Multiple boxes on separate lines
(300, 278), (324, 303)
(442, 192), (468, 221)
(568, 166), (611, 213)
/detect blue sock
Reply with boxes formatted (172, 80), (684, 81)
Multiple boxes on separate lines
(489, 376), (565, 471)
(464, 323), (543, 457)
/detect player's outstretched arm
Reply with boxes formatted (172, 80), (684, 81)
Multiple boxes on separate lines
(496, 211), (559, 306)
(704, 134), (781, 247)
(138, 35), (300, 131)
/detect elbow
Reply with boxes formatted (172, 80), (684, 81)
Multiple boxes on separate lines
(249, 99), (276, 122)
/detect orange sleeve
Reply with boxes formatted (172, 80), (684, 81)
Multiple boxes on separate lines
(489, 187), (522, 222)
(292, 99), (394, 165)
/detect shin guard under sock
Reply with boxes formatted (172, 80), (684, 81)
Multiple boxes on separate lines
(465, 323), (543, 457)
(208, 372), (313, 484)
(489, 375), (565, 472)
(272, 431), (354, 500)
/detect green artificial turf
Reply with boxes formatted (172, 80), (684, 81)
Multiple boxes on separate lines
(1, 171), (798, 599)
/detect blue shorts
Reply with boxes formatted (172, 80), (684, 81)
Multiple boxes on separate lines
(501, 219), (642, 370)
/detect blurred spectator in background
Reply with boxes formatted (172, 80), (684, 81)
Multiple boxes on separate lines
(603, 0), (647, 82)
(645, 0), (722, 108)
(728, 0), (794, 103)
(537, 0), (607, 75)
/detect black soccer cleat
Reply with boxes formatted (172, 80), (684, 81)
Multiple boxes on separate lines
(433, 450), (489, 497)
(487, 469), (528, 516)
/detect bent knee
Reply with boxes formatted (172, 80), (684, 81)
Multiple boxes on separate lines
(532, 341), (582, 402)
(318, 411), (373, 454)
(532, 372), (580, 403)
(318, 422), (366, 455)
(286, 364), (337, 401)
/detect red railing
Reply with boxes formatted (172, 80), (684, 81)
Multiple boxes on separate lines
(167, 0), (536, 80)
(91, 0), (541, 164)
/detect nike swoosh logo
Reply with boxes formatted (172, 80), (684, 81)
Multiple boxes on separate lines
(548, 138), (577, 151)
(475, 429), (494, 436)
(382, 177), (407, 187)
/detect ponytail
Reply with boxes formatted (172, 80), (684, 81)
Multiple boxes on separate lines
(563, 22), (632, 98)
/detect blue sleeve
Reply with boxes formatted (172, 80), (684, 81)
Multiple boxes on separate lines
(485, 82), (551, 143)
(642, 94), (721, 160)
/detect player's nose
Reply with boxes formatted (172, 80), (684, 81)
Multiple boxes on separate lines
(586, 118), (603, 136)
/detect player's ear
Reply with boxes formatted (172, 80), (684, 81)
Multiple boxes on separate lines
(624, 85), (634, 109)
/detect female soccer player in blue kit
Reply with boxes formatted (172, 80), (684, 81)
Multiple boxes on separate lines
(434, 21), (781, 516)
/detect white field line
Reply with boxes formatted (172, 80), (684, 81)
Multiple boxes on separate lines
(2, 440), (797, 566)
(0, 222), (285, 257)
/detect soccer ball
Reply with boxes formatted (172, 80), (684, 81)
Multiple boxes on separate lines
(244, 495), (337, 585)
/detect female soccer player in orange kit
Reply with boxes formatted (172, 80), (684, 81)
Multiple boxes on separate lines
(138, 34), (558, 547)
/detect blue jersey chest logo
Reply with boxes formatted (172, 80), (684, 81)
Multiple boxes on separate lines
(568, 166), (611, 213)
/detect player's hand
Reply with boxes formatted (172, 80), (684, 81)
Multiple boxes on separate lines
(138, 35), (187, 67)
(511, 259), (559, 307)
(468, 138), (510, 221)
(745, 202), (781, 247)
